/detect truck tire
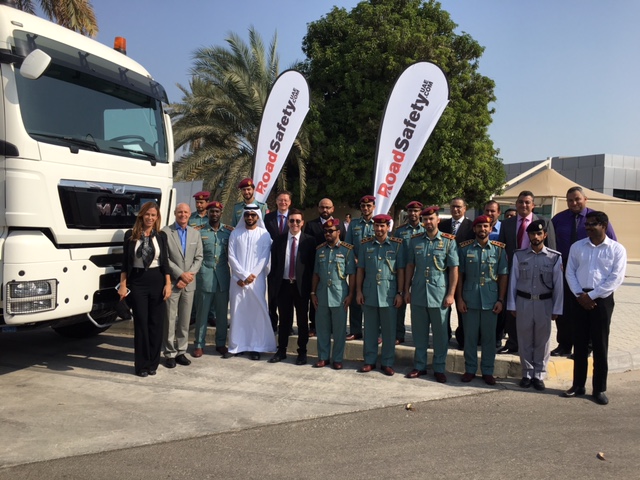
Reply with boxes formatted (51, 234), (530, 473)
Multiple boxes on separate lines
(53, 322), (111, 339)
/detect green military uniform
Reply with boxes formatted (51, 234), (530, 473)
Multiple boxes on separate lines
(345, 216), (375, 337)
(407, 231), (459, 373)
(231, 200), (268, 227)
(313, 241), (356, 363)
(393, 222), (426, 342)
(194, 223), (234, 349)
(358, 236), (406, 367)
(188, 212), (209, 230)
(458, 239), (508, 375)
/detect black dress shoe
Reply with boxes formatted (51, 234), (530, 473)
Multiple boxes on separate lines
(532, 378), (546, 391)
(497, 346), (518, 355)
(519, 377), (532, 388)
(593, 392), (609, 405)
(268, 352), (287, 363)
(295, 354), (307, 365)
(249, 351), (261, 361)
(175, 354), (191, 366)
(148, 369), (156, 376)
(563, 386), (586, 397)
(136, 370), (148, 377)
(550, 346), (571, 357)
(165, 358), (176, 369)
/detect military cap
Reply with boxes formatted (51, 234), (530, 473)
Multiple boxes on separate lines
(472, 215), (492, 227)
(372, 214), (392, 224)
(526, 219), (547, 233)
(359, 195), (376, 204)
(206, 201), (223, 210)
(193, 191), (210, 201)
(406, 200), (424, 210)
(322, 218), (341, 230)
(237, 177), (255, 189)
(420, 205), (440, 216)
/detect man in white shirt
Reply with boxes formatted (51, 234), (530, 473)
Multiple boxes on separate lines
(563, 211), (627, 405)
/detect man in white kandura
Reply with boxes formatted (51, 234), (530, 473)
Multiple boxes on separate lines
(227, 204), (276, 360)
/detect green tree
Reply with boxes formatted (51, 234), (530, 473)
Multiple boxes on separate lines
(15, 0), (98, 37)
(301, 0), (504, 208)
(171, 28), (309, 213)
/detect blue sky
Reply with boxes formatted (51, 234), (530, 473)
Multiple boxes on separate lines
(90, 0), (640, 165)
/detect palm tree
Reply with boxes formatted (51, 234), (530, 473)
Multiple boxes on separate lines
(171, 27), (309, 211)
(14, 0), (98, 37)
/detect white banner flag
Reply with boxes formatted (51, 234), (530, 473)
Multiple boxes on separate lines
(373, 62), (449, 215)
(253, 70), (310, 203)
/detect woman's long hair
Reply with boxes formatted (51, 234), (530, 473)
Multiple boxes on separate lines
(130, 202), (162, 241)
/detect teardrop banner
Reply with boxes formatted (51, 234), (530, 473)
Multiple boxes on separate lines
(253, 69), (310, 203)
(373, 62), (449, 215)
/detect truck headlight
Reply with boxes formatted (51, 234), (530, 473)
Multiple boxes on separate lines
(6, 280), (57, 315)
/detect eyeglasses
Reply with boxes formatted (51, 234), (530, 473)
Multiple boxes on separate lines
(243, 213), (258, 217)
(450, 205), (464, 209)
(584, 222), (600, 227)
(288, 218), (302, 224)
(324, 229), (338, 233)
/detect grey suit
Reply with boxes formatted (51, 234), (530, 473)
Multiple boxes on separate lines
(162, 223), (203, 358)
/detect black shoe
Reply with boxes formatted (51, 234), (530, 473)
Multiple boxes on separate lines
(519, 377), (532, 388)
(136, 370), (148, 377)
(268, 352), (287, 363)
(550, 346), (571, 357)
(175, 354), (191, 366)
(563, 386), (586, 397)
(148, 369), (156, 376)
(165, 358), (176, 369)
(249, 351), (261, 361)
(532, 378), (546, 391)
(295, 354), (307, 365)
(593, 392), (609, 405)
(497, 346), (518, 355)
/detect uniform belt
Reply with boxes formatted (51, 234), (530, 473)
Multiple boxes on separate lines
(516, 290), (552, 300)
(582, 288), (594, 293)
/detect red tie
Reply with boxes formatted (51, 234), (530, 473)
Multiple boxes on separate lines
(517, 217), (528, 248)
(289, 236), (297, 280)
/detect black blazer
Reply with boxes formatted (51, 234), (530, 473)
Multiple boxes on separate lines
(264, 211), (288, 240)
(304, 217), (347, 245)
(498, 214), (556, 267)
(439, 217), (475, 244)
(268, 232), (316, 300)
(122, 229), (170, 279)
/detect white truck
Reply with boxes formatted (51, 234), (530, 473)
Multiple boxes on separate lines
(0, 3), (174, 337)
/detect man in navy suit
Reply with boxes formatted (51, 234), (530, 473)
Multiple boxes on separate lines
(268, 208), (317, 365)
(497, 190), (556, 354)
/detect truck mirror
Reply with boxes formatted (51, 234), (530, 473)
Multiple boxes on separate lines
(19, 49), (51, 80)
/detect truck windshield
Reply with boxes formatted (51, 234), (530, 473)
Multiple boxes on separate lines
(12, 30), (169, 163)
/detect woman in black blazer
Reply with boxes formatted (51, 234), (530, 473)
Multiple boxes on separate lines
(119, 201), (171, 377)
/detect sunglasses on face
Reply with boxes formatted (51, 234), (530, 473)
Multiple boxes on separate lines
(288, 218), (302, 224)
(243, 213), (258, 217)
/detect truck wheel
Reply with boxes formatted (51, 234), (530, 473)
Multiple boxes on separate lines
(53, 322), (111, 339)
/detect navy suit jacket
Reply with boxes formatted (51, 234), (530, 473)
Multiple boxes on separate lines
(264, 211), (289, 241)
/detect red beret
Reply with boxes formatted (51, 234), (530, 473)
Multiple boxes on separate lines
(406, 200), (424, 210)
(420, 206), (440, 216)
(323, 218), (341, 230)
(472, 215), (492, 227)
(359, 195), (376, 204)
(237, 178), (254, 189)
(206, 201), (223, 210)
(193, 191), (210, 201)
(372, 214), (392, 224)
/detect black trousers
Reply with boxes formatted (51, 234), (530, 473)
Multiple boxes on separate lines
(503, 311), (519, 350)
(129, 267), (165, 374)
(572, 293), (614, 393)
(555, 278), (578, 351)
(276, 280), (309, 355)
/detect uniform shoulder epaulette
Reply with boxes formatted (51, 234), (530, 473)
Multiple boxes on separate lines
(361, 237), (374, 244)
(459, 239), (474, 248)
(224, 225), (234, 231)
(389, 236), (403, 243)
(490, 240), (505, 248)
(395, 222), (408, 229)
(411, 232), (424, 239)
(341, 242), (354, 250)
(546, 247), (561, 256)
(441, 232), (456, 240)
(316, 242), (327, 250)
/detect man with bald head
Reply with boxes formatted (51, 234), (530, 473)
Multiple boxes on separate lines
(162, 203), (203, 368)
